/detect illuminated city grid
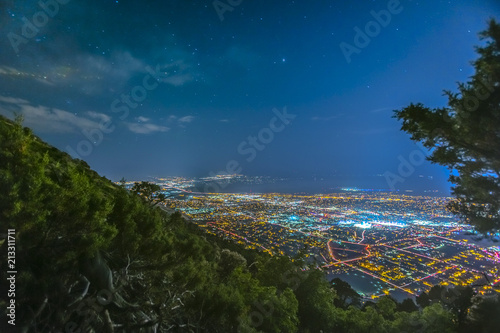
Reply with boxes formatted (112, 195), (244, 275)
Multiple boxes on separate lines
(127, 176), (500, 300)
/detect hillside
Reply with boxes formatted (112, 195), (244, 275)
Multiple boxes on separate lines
(0, 115), (498, 332)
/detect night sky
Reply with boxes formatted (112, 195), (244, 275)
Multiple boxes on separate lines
(1, 0), (499, 191)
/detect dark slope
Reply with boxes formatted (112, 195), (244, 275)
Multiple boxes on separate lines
(1, 115), (496, 332)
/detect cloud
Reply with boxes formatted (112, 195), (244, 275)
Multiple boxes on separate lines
(125, 116), (169, 134)
(0, 96), (29, 105)
(0, 95), (109, 133)
(0, 52), (146, 93)
(0, 66), (54, 86)
(77, 51), (145, 82)
(369, 106), (403, 113)
(166, 115), (195, 127)
(162, 73), (192, 86)
(154, 60), (195, 87)
(126, 122), (169, 134)
(0, 66), (23, 76)
(53, 51), (146, 94)
(0, 50), (196, 97)
(178, 115), (194, 123)
(87, 111), (111, 123)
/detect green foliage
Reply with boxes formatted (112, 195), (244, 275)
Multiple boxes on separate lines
(345, 305), (388, 333)
(445, 286), (475, 328)
(131, 180), (167, 206)
(417, 290), (431, 308)
(397, 298), (419, 313)
(390, 303), (457, 333)
(255, 255), (304, 291)
(394, 19), (500, 231)
(466, 294), (500, 332)
(217, 248), (247, 279)
(376, 295), (397, 319)
(294, 269), (340, 332)
(331, 277), (362, 309)
(0, 115), (498, 332)
(0, 116), (301, 331)
(420, 303), (457, 333)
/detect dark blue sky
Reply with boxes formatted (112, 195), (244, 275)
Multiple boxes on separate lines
(0, 0), (498, 192)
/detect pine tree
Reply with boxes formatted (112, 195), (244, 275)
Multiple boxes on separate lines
(394, 20), (500, 231)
